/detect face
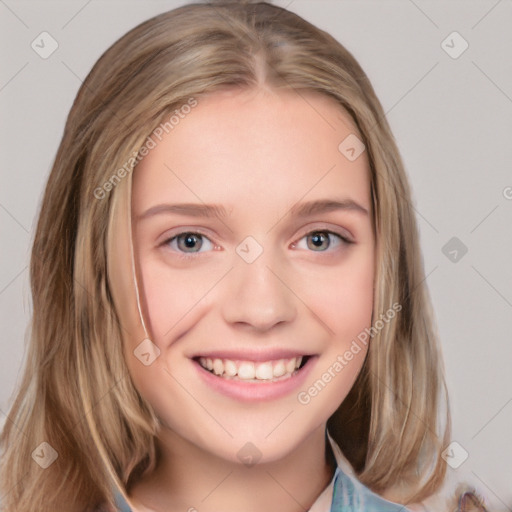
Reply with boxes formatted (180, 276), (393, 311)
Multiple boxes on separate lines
(126, 87), (374, 465)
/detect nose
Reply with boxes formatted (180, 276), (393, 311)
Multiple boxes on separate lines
(221, 252), (297, 332)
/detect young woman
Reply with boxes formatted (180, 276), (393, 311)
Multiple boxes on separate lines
(0, 1), (490, 511)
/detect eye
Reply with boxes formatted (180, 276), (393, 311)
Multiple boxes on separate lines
(164, 231), (215, 256)
(161, 229), (352, 258)
(292, 230), (352, 252)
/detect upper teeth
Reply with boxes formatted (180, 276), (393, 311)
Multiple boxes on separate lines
(199, 356), (303, 381)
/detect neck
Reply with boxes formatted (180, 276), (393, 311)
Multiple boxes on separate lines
(129, 424), (335, 512)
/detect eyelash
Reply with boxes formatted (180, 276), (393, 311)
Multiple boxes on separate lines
(161, 229), (353, 260)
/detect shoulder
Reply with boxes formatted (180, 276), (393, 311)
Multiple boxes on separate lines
(326, 432), (491, 512)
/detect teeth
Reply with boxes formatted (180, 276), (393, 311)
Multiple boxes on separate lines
(213, 358), (223, 376)
(224, 359), (237, 377)
(198, 356), (305, 381)
(238, 362), (255, 380)
(273, 361), (286, 377)
(255, 362), (273, 380)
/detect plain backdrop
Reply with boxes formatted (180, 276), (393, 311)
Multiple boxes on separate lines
(1, 0), (511, 509)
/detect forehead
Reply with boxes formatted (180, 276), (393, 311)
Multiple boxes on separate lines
(132, 87), (371, 216)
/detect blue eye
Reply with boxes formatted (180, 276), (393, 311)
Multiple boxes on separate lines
(165, 232), (214, 255)
(162, 228), (352, 260)
(295, 230), (351, 252)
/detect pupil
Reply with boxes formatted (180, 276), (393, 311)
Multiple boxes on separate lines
(310, 232), (328, 250)
(180, 233), (201, 251)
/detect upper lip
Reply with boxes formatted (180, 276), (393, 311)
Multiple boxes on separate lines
(192, 349), (310, 362)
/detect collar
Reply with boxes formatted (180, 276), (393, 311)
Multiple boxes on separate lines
(308, 429), (353, 512)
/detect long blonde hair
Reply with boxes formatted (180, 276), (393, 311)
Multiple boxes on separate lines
(0, 1), (452, 510)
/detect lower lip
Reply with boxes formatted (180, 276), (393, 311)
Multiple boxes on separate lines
(193, 357), (317, 402)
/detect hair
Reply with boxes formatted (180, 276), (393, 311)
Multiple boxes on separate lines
(0, 1), (457, 511)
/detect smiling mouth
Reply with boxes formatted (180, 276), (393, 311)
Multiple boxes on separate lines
(196, 356), (310, 382)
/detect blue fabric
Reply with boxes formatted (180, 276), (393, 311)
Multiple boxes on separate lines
(113, 467), (414, 512)
(330, 467), (413, 512)
(113, 490), (132, 512)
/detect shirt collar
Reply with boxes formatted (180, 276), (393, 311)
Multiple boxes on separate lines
(308, 429), (356, 512)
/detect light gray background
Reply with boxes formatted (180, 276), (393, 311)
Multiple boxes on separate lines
(1, 0), (511, 509)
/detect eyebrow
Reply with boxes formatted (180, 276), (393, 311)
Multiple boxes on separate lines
(137, 203), (228, 221)
(289, 199), (368, 217)
(137, 198), (368, 221)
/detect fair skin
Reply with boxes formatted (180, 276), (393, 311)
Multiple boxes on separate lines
(124, 86), (375, 512)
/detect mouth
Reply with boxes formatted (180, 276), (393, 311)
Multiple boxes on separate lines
(195, 355), (310, 383)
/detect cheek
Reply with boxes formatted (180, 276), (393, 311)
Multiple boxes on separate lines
(298, 252), (375, 342)
(295, 254), (374, 413)
(138, 256), (222, 339)
(138, 236), (375, 337)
